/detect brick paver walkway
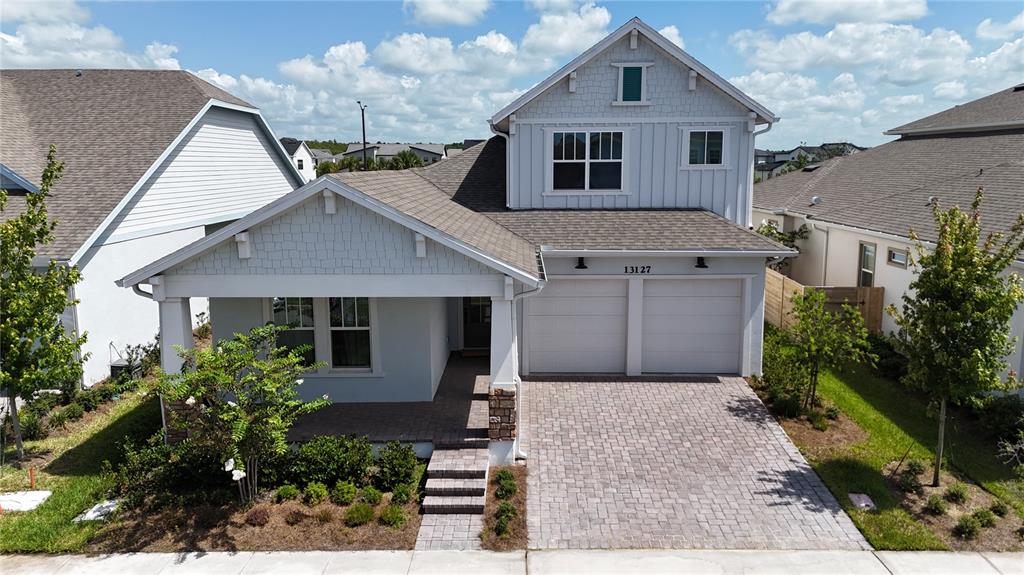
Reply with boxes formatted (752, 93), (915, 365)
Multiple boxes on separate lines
(415, 514), (483, 550)
(521, 378), (869, 550)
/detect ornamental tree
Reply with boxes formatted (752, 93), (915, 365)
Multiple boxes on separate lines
(158, 324), (329, 503)
(0, 145), (88, 459)
(790, 288), (873, 412)
(889, 187), (1024, 486)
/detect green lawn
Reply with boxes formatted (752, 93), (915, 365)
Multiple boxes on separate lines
(0, 392), (160, 553)
(797, 362), (1024, 550)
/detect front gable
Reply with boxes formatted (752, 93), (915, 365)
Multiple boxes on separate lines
(168, 193), (494, 277)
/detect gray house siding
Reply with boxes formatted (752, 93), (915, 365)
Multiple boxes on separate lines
(508, 33), (754, 225)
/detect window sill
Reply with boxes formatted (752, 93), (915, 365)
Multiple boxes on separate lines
(611, 101), (651, 107)
(307, 369), (384, 379)
(543, 190), (631, 196)
(679, 164), (732, 171)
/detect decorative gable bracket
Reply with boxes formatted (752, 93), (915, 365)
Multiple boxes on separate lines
(568, 71), (578, 93)
(323, 189), (337, 214)
(235, 232), (252, 259)
(414, 232), (426, 258)
(630, 28), (638, 49)
(688, 70), (697, 92)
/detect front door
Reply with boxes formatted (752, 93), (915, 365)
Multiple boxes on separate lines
(463, 297), (491, 349)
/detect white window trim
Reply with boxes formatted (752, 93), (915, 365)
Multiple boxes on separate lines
(886, 246), (909, 269)
(858, 242), (877, 287)
(543, 127), (631, 196)
(263, 297), (382, 378)
(680, 126), (732, 170)
(611, 62), (654, 106)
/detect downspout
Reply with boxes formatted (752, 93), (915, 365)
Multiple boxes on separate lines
(132, 284), (154, 300)
(813, 223), (830, 285)
(489, 121), (512, 209)
(509, 252), (547, 460)
(749, 119), (774, 228)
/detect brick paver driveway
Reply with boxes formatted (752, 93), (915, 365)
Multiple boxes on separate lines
(520, 378), (869, 550)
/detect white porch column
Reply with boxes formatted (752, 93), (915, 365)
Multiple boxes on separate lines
(159, 297), (193, 375)
(489, 296), (516, 390)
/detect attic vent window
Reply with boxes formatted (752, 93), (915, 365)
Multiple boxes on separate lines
(612, 62), (652, 106)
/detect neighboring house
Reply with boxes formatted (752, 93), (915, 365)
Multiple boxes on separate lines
(117, 18), (791, 462)
(754, 142), (867, 180)
(0, 69), (303, 385)
(309, 147), (336, 167)
(754, 160), (790, 181)
(753, 83), (1024, 370)
(279, 137), (315, 181)
(342, 143), (446, 164)
(754, 148), (774, 164)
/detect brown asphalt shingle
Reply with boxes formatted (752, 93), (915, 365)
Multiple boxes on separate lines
(887, 84), (1024, 134)
(1, 69), (253, 259)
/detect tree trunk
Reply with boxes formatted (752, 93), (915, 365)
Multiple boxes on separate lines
(933, 397), (947, 487)
(7, 392), (25, 459)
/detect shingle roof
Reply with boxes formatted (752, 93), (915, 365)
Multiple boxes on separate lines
(0, 69), (253, 259)
(279, 137), (302, 155)
(309, 148), (335, 161)
(342, 143), (446, 158)
(886, 84), (1024, 135)
(753, 128), (1024, 245)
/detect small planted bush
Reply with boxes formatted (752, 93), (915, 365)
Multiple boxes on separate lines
(807, 410), (829, 431)
(361, 485), (383, 506)
(331, 480), (357, 505)
(379, 504), (407, 528)
(944, 482), (969, 504)
(954, 515), (980, 540)
(972, 508), (997, 528)
(303, 481), (329, 506)
(391, 483), (413, 505)
(376, 441), (418, 491)
(924, 495), (947, 516)
(824, 405), (840, 420)
(276, 484), (301, 502)
(906, 459), (926, 476)
(344, 502), (374, 526)
(78, 389), (102, 412)
(294, 435), (373, 486)
(285, 510), (307, 526)
(63, 402), (84, 422)
(315, 508), (334, 524)
(245, 507), (270, 527)
(496, 475), (518, 500)
(19, 411), (47, 440)
(991, 500), (1009, 517)
(494, 501), (518, 537)
(494, 469), (514, 483)
(896, 472), (923, 495)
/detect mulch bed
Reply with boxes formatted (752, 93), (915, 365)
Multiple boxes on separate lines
(780, 411), (868, 457)
(85, 494), (422, 552)
(480, 464), (527, 551)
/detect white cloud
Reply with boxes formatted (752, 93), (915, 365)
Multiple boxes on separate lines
(731, 70), (864, 116)
(658, 25), (685, 49)
(731, 24), (971, 86)
(976, 11), (1024, 41)
(374, 33), (461, 73)
(879, 93), (924, 112)
(525, 0), (578, 13)
(0, 0), (89, 23)
(766, 0), (928, 25)
(932, 80), (966, 100)
(0, 22), (179, 69)
(403, 0), (491, 26)
(520, 1), (611, 65)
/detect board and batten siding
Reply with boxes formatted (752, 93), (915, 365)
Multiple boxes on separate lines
(104, 106), (299, 243)
(507, 32), (754, 225)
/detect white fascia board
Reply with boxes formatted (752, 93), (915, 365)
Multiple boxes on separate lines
(69, 99), (302, 266)
(117, 177), (541, 288)
(884, 120), (1024, 136)
(489, 17), (778, 126)
(0, 163), (39, 193)
(539, 248), (795, 258)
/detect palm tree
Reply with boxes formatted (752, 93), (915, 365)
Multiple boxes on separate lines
(389, 150), (423, 170)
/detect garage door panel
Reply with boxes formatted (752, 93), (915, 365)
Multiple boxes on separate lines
(643, 296), (740, 316)
(642, 332), (740, 353)
(529, 350), (625, 374)
(538, 279), (628, 297)
(528, 296), (628, 317)
(643, 279), (741, 297)
(642, 351), (738, 374)
(643, 315), (741, 336)
(641, 279), (742, 374)
(526, 279), (627, 374)
(528, 315), (626, 335)
(529, 332), (627, 352)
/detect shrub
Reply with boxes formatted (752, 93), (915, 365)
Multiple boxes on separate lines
(496, 476), (517, 500)
(48, 410), (69, 430)
(896, 472), (923, 496)
(315, 508), (334, 524)
(906, 459), (926, 476)
(376, 441), (418, 491)
(19, 410), (48, 441)
(276, 484), (301, 502)
(294, 435), (373, 487)
(496, 501), (517, 521)
(62, 402), (84, 422)
(78, 389), (102, 412)
(109, 433), (227, 509)
(867, 332), (908, 381)
(285, 510), (306, 526)
(973, 394), (1024, 441)
(824, 405), (840, 420)
(944, 482), (969, 504)
(344, 502), (374, 526)
(303, 481), (329, 506)
(953, 515), (980, 539)
(494, 469), (514, 483)
(924, 495), (947, 515)
(245, 507), (270, 527)
(759, 329), (810, 418)
(391, 483), (413, 505)
(331, 480), (358, 505)
(494, 516), (510, 536)
(379, 504), (407, 528)
(990, 500), (1009, 517)
(361, 486), (383, 506)
(808, 410), (829, 431)
(973, 508), (997, 528)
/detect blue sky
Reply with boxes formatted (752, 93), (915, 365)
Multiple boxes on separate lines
(2, 1), (1022, 149)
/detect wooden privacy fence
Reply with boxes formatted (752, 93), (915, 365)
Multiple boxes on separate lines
(764, 268), (885, 333)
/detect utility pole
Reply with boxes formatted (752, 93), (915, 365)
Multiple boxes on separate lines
(356, 100), (368, 171)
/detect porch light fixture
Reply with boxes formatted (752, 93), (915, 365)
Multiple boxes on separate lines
(695, 257), (708, 269)
(575, 257), (588, 270)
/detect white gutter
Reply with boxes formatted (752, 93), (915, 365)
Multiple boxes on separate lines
(884, 120), (1024, 137)
(489, 122), (512, 209)
(539, 248), (795, 258)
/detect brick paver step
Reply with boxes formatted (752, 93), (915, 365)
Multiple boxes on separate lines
(426, 448), (488, 479)
(421, 495), (486, 514)
(425, 477), (487, 497)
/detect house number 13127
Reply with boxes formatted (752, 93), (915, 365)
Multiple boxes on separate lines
(624, 265), (651, 274)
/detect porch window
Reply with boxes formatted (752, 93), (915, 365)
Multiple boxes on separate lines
(552, 130), (623, 191)
(271, 297), (315, 364)
(858, 242), (876, 287)
(329, 297), (371, 369)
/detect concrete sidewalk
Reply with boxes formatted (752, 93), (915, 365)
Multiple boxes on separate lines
(2, 549), (1022, 574)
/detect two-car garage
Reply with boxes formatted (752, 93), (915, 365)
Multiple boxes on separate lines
(524, 277), (744, 375)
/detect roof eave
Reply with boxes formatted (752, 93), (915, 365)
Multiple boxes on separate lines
(884, 120), (1024, 136)
(539, 247), (796, 258)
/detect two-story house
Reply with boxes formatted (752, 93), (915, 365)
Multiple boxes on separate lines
(1, 69), (302, 386)
(341, 143), (447, 165)
(117, 18), (790, 463)
(279, 137), (315, 181)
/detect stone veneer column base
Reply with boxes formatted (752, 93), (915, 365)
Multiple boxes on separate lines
(488, 387), (516, 441)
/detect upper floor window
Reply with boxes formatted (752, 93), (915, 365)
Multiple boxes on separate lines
(552, 130), (624, 192)
(684, 129), (727, 168)
(297, 159), (304, 170)
(612, 63), (652, 105)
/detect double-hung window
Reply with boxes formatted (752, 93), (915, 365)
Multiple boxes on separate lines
(272, 297), (315, 364)
(552, 130), (624, 192)
(687, 130), (725, 166)
(858, 242), (876, 287)
(329, 297), (371, 369)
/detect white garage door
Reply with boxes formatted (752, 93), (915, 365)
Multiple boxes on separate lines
(526, 279), (628, 373)
(642, 279), (742, 374)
